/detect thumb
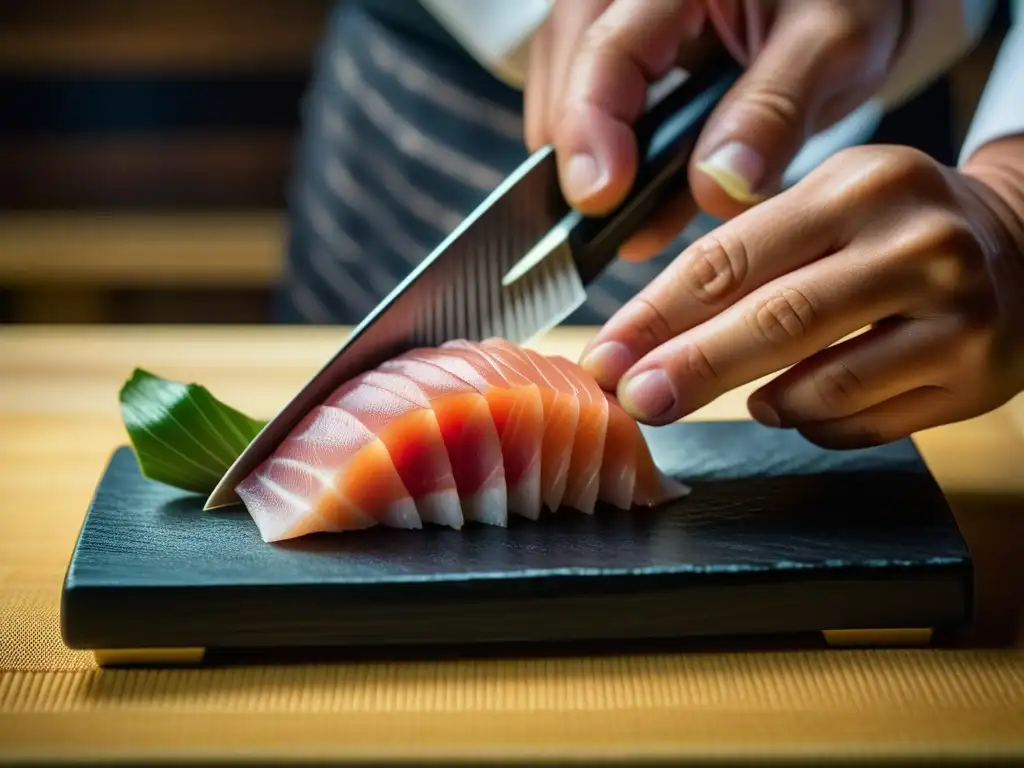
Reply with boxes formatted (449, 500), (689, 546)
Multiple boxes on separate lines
(688, 0), (902, 220)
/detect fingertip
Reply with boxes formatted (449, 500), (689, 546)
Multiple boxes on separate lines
(579, 340), (635, 391)
(555, 105), (637, 214)
(746, 396), (782, 428)
(617, 368), (679, 425)
(688, 155), (763, 221)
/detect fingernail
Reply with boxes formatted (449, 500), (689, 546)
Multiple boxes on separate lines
(748, 399), (781, 428)
(563, 152), (606, 202)
(696, 141), (767, 203)
(580, 341), (634, 390)
(620, 369), (677, 421)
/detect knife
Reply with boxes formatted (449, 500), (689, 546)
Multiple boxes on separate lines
(204, 48), (742, 510)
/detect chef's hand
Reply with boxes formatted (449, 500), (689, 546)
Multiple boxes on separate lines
(524, 0), (905, 260)
(577, 141), (1024, 448)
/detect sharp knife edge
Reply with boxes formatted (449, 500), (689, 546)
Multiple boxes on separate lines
(204, 58), (735, 510)
(204, 148), (581, 509)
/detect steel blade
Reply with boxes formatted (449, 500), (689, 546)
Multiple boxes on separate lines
(205, 145), (582, 509)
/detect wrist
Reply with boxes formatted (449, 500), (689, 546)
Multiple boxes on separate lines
(960, 136), (1024, 258)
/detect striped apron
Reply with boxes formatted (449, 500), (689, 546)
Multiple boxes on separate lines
(276, 1), (717, 326)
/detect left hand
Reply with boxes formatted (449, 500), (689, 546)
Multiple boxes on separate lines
(577, 142), (1024, 448)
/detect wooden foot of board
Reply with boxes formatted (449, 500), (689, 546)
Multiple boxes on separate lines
(822, 628), (933, 647)
(93, 648), (207, 667)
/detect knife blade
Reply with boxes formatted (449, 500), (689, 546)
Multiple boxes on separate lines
(204, 50), (742, 510)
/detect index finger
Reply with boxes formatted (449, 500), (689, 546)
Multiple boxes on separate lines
(579, 179), (840, 389)
(553, 0), (704, 213)
(614, 243), (910, 424)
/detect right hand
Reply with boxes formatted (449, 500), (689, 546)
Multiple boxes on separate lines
(523, 0), (907, 261)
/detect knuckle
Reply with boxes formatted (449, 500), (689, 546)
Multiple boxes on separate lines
(885, 211), (983, 293)
(954, 322), (1000, 369)
(820, 146), (948, 210)
(737, 84), (806, 139)
(812, 362), (863, 410)
(816, 144), (879, 179)
(921, 224), (981, 291)
(796, 2), (897, 81)
(869, 147), (951, 200)
(746, 287), (817, 345)
(627, 295), (676, 350)
(577, 20), (645, 78)
(673, 233), (750, 305)
(890, 150), (952, 197)
(824, 16), (881, 71)
(676, 341), (720, 384)
(834, 25), (874, 63)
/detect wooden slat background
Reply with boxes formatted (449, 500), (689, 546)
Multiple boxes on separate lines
(0, 0), (334, 73)
(0, 1), (1012, 325)
(0, 1), (333, 323)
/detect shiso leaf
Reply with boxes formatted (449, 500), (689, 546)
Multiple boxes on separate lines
(118, 368), (267, 494)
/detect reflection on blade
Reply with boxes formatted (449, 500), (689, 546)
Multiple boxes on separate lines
(205, 146), (584, 509)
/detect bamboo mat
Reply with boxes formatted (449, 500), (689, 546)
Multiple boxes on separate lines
(2, 326), (1024, 763)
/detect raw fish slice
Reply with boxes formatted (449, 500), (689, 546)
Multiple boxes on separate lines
(236, 404), (420, 542)
(547, 356), (609, 514)
(331, 370), (433, 408)
(377, 356), (507, 526)
(599, 394), (638, 510)
(433, 343), (543, 519)
(630, 422), (692, 506)
(517, 348), (582, 512)
(431, 342), (545, 520)
(326, 379), (463, 529)
(236, 461), (359, 543)
(401, 347), (540, 516)
(236, 338), (690, 543)
(481, 339), (580, 512)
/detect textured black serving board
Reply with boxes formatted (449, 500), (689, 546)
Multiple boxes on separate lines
(61, 421), (972, 652)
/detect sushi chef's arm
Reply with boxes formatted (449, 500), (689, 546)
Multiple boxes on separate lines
(574, 0), (1024, 448)
(574, 1), (1024, 448)
(519, 0), (995, 259)
(574, 135), (1024, 449)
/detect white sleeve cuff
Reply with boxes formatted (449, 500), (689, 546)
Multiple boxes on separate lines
(958, 6), (1024, 166)
(417, 0), (550, 88)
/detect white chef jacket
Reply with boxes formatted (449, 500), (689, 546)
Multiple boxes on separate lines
(418, 0), (1021, 177)
(960, 0), (1024, 164)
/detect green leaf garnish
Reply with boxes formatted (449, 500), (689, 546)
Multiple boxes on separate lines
(118, 368), (267, 494)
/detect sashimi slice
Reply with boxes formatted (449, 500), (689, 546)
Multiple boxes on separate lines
(325, 376), (463, 529)
(630, 422), (692, 506)
(235, 338), (691, 543)
(377, 355), (508, 526)
(547, 356), (609, 514)
(481, 338), (580, 513)
(599, 394), (638, 510)
(429, 341), (545, 520)
(236, 404), (420, 542)
(399, 346), (544, 520)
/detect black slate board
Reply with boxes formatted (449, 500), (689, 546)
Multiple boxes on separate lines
(60, 420), (973, 653)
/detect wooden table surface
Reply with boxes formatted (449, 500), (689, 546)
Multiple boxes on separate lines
(2, 325), (1023, 764)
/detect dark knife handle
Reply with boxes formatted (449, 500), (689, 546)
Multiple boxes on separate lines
(567, 54), (743, 284)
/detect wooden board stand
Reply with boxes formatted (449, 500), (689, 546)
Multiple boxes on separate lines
(60, 421), (972, 667)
